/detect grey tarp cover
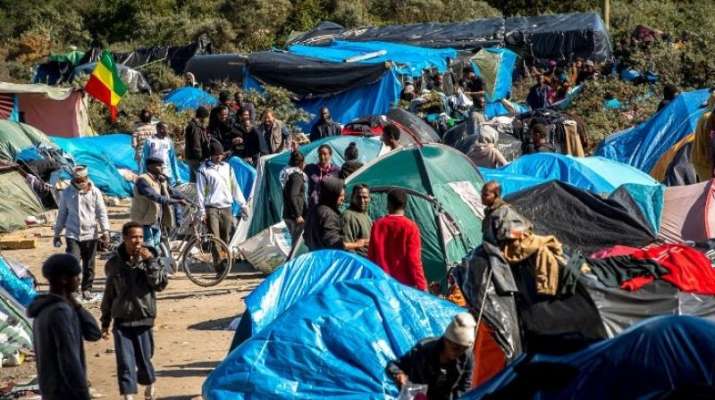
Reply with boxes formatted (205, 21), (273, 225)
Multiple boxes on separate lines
(665, 141), (698, 186)
(290, 12), (611, 61)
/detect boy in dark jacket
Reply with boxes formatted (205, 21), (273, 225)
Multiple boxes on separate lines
(101, 221), (168, 400)
(28, 254), (102, 400)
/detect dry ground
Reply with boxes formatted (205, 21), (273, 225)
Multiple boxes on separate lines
(0, 206), (264, 399)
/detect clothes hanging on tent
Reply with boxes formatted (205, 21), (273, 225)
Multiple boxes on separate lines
(502, 233), (564, 296)
(584, 256), (668, 288)
(627, 244), (715, 294)
(562, 120), (585, 157)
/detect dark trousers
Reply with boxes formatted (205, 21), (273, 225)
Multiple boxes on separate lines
(186, 159), (201, 183)
(66, 238), (97, 292)
(206, 207), (233, 264)
(113, 325), (156, 395)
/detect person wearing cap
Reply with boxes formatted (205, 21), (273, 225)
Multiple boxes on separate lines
(387, 312), (476, 400)
(131, 157), (187, 249)
(27, 254), (102, 400)
(196, 141), (247, 273)
(53, 166), (110, 301)
(142, 122), (182, 185)
(184, 106), (212, 181)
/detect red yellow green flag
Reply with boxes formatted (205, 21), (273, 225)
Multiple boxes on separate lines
(84, 50), (127, 121)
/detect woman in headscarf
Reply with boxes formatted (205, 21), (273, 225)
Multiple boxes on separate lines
(305, 144), (340, 209)
(466, 124), (508, 168)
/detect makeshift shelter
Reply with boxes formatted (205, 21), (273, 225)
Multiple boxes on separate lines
(345, 144), (485, 284)
(184, 54), (248, 85)
(596, 89), (710, 175)
(81, 39), (211, 74)
(72, 63), (151, 93)
(163, 86), (218, 111)
(229, 250), (386, 350)
(480, 153), (664, 232)
(341, 108), (441, 146)
(658, 179), (715, 244)
(204, 279), (463, 400)
(505, 181), (657, 254)
(0, 166), (45, 233)
(470, 48), (520, 118)
(0, 120), (53, 162)
(0, 83), (92, 137)
(288, 40), (458, 78)
(244, 136), (384, 239)
(463, 316), (715, 400)
(290, 13), (612, 62)
(243, 51), (402, 130)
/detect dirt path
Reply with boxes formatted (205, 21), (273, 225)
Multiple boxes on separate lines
(1, 207), (263, 399)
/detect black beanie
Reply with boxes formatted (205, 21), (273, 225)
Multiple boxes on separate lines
(42, 254), (81, 281)
(196, 106), (210, 119)
(210, 140), (225, 156)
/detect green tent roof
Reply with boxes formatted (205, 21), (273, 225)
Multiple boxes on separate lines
(0, 168), (45, 233)
(0, 120), (53, 162)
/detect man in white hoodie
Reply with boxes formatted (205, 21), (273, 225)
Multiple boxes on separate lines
(53, 166), (110, 300)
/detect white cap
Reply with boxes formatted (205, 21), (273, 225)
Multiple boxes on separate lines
(444, 312), (477, 347)
(72, 165), (88, 178)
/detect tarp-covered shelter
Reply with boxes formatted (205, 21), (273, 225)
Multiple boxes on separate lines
(243, 51), (402, 130)
(505, 181), (657, 254)
(463, 316), (715, 400)
(0, 120), (53, 162)
(0, 166), (44, 234)
(0, 83), (92, 137)
(184, 54), (248, 86)
(82, 39), (211, 74)
(72, 63), (151, 93)
(342, 108), (441, 146)
(658, 179), (715, 244)
(470, 48), (520, 118)
(229, 250), (386, 350)
(245, 136), (384, 239)
(204, 279), (463, 400)
(290, 13), (612, 62)
(288, 40), (457, 78)
(596, 89), (710, 175)
(163, 86), (218, 111)
(345, 144), (485, 285)
(480, 153), (664, 232)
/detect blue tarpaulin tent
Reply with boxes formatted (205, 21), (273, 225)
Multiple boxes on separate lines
(204, 279), (463, 400)
(229, 250), (386, 350)
(0, 256), (36, 307)
(463, 316), (715, 400)
(288, 40), (457, 78)
(228, 156), (256, 200)
(480, 153), (664, 232)
(596, 89), (710, 174)
(470, 48), (522, 119)
(163, 86), (218, 112)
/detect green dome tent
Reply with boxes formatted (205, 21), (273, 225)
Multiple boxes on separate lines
(0, 120), (53, 162)
(345, 144), (485, 285)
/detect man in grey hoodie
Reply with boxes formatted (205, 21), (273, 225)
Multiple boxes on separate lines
(28, 254), (102, 400)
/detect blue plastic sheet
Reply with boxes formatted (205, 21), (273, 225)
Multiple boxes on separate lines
(163, 86), (218, 111)
(204, 279), (463, 400)
(479, 153), (664, 232)
(230, 250), (387, 350)
(51, 134), (134, 198)
(463, 316), (715, 400)
(0, 256), (36, 307)
(596, 89), (710, 173)
(473, 48), (520, 119)
(245, 68), (402, 132)
(288, 40), (457, 78)
(228, 156), (256, 200)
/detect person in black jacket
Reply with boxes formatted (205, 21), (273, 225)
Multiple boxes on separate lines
(28, 253), (102, 400)
(208, 105), (238, 152)
(339, 142), (363, 179)
(387, 313), (476, 400)
(282, 151), (307, 244)
(184, 106), (211, 181)
(303, 177), (367, 251)
(310, 107), (341, 142)
(101, 221), (168, 400)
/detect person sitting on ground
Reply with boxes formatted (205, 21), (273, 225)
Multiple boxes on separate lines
(658, 84), (680, 111)
(130, 157), (187, 249)
(430, 74), (445, 94)
(310, 106), (341, 142)
(341, 184), (372, 257)
(244, 109), (292, 165)
(101, 222), (168, 400)
(339, 142), (363, 179)
(184, 106), (211, 181)
(387, 312), (475, 400)
(281, 151), (308, 245)
(53, 166), (110, 301)
(142, 122), (182, 185)
(305, 144), (340, 209)
(466, 124), (508, 168)
(197, 142), (248, 273)
(132, 109), (156, 164)
(525, 123), (555, 153)
(368, 189), (427, 290)
(29, 254), (102, 400)
(303, 177), (369, 251)
(381, 123), (402, 152)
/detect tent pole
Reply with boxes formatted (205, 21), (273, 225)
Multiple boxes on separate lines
(603, 0), (611, 31)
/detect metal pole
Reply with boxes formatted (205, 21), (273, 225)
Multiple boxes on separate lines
(604, 0), (611, 30)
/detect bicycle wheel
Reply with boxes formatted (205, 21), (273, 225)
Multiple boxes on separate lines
(180, 234), (232, 287)
(158, 237), (178, 274)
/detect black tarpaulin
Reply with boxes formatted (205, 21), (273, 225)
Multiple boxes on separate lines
(184, 54), (248, 85)
(386, 108), (441, 144)
(665, 141), (698, 186)
(246, 52), (389, 98)
(80, 39), (211, 74)
(505, 181), (656, 254)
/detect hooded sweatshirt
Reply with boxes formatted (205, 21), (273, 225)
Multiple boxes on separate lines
(27, 294), (101, 400)
(304, 177), (344, 250)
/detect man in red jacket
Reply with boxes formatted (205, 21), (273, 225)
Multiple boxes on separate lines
(368, 189), (427, 290)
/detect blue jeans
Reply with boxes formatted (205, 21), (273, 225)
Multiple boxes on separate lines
(143, 226), (161, 249)
(113, 326), (155, 395)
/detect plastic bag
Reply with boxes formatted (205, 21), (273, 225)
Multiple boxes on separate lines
(239, 221), (292, 274)
(397, 383), (428, 400)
